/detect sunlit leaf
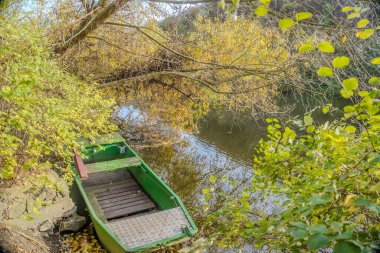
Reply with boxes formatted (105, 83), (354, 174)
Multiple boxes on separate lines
(209, 175), (216, 184)
(342, 35), (347, 44)
(304, 115), (313, 125)
(340, 89), (353, 99)
(345, 126), (357, 133)
(357, 19), (369, 28)
(317, 67), (333, 77)
(318, 42), (335, 53)
(255, 6), (268, 16)
(342, 6), (354, 12)
(218, 0), (225, 10)
(369, 76), (379, 85)
(357, 29), (374, 40)
(371, 57), (380, 65)
(259, 0), (271, 6)
(298, 43), (315, 53)
(332, 56), (350, 68)
(343, 78), (359, 91)
(347, 12), (360, 19)
(278, 18), (295, 29)
(231, 0), (239, 6)
(295, 12), (313, 21)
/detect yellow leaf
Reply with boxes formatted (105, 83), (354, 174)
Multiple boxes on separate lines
(357, 19), (369, 28)
(344, 194), (357, 207)
(357, 29), (374, 40)
(371, 57), (380, 65)
(278, 18), (295, 29)
(298, 43), (315, 53)
(342, 35), (347, 44)
(347, 12), (360, 19)
(260, 0), (271, 6)
(342, 6), (353, 12)
(295, 12), (313, 21)
(332, 56), (350, 68)
(318, 41), (335, 53)
(317, 67), (334, 77)
(255, 6), (268, 16)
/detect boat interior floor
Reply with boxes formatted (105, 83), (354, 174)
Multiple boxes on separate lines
(82, 169), (192, 248)
(83, 170), (156, 221)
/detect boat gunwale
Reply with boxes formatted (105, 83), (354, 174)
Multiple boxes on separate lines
(73, 136), (198, 252)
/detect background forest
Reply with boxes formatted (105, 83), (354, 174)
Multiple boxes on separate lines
(0, 0), (379, 252)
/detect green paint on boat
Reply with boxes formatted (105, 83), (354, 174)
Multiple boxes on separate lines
(72, 133), (198, 252)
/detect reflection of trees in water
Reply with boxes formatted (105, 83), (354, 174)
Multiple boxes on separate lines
(135, 141), (252, 223)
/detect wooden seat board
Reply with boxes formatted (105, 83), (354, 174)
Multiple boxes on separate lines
(96, 186), (141, 200)
(84, 174), (156, 221)
(104, 201), (156, 220)
(98, 192), (147, 207)
(85, 157), (142, 173)
(102, 198), (153, 212)
(98, 187), (142, 201)
(87, 180), (137, 194)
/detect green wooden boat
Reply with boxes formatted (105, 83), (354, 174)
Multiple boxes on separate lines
(72, 133), (198, 252)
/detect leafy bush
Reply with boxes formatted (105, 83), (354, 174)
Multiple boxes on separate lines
(0, 17), (116, 181)
(204, 1), (380, 252)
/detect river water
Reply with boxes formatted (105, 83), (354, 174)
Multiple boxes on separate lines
(62, 94), (347, 252)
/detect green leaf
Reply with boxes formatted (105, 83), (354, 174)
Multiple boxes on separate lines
(317, 67), (334, 77)
(333, 56), (350, 68)
(335, 232), (353, 240)
(309, 225), (328, 234)
(289, 221), (307, 229)
(342, 6), (353, 12)
(345, 126), (357, 133)
(347, 12), (360, 19)
(290, 229), (308, 239)
(218, 0), (225, 9)
(340, 89), (353, 99)
(231, 0), (239, 6)
(279, 18), (295, 29)
(298, 43), (315, 53)
(358, 91), (369, 97)
(342, 78), (359, 91)
(209, 175), (216, 184)
(318, 42), (335, 53)
(295, 12), (313, 21)
(307, 125), (315, 133)
(369, 76), (379, 85)
(354, 198), (380, 213)
(307, 234), (329, 250)
(371, 58), (380, 65)
(330, 221), (343, 230)
(357, 19), (369, 28)
(322, 106), (330, 114)
(344, 105), (355, 113)
(357, 29), (374, 40)
(255, 6), (268, 16)
(304, 115), (313, 126)
(333, 241), (361, 253)
(259, 0), (270, 6)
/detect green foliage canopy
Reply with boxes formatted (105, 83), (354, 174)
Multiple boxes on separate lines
(0, 17), (116, 181)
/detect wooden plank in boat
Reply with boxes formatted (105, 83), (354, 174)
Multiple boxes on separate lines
(104, 201), (156, 220)
(98, 191), (147, 206)
(85, 157), (142, 173)
(98, 188), (142, 200)
(86, 180), (137, 194)
(96, 185), (141, 200)
(102, 198), (153, 213)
